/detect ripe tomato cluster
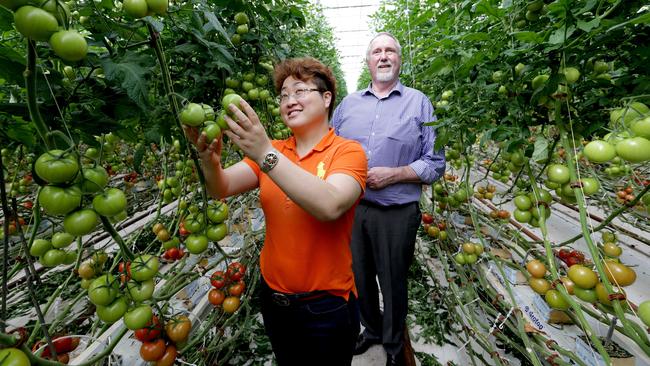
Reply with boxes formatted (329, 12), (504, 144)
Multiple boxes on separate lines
(207, 262), (247, 313)
(134, 314), (190, 366)
(32, 335), (80, 364)
(422, 216), (449, 241)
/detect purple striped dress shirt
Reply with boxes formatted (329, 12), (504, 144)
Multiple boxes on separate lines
(331, 81), (446, 206)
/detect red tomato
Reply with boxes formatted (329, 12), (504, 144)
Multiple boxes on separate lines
(570, 250), (585, 262)
(140, 339), (166, 361)
(134, 316), (162, 342)
(210, 271), (227, 289)
(208, 289), (226, 306)
(421, 213), (434, 224)
(565, 256), (582, 267)
(227, 262), (246, 281)
(228, 280), (245, 297)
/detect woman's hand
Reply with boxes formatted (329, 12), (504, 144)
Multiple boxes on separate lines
(223, 99), (273, 164)
(182, 125), (223, 168)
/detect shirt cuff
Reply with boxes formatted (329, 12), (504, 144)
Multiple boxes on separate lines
(409, 160), (429, 182)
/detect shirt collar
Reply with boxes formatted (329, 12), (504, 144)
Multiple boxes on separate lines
(362, 80), (403, 98)
(284, 128), (337, 154)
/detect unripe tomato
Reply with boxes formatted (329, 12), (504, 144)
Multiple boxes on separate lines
(146, 0), (167, 15)
(236, 24), (249, 35)
(603, 242), (622, 258)
(574, 286), (598, 303)
(50, 30), (88, 62)
(546, 164), (570, 184)
(180, 103), (205, 126)
(222, 296), (240, 313)
(531, 74), (549, 89)
(583, 140), (616, 163)
(615, 137), (650, 163)
(14, 6), (59, 41)
(528, 277), (550, 295)
(567, 265), (598, 289)
(526, 259), (546, 278)
(603, 261), (636, 286)
(222, 93), (243, 116)
(234, 12), (249, 25)
(545, 289), (570, 310)
(123, 0), (148, 18)
(638, 301), (650, 327)
(562, 67), (580, 84)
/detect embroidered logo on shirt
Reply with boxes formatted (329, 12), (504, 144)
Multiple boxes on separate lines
(316, 161), (326, 179)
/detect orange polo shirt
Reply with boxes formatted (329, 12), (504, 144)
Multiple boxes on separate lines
(243, 128), (367, 299)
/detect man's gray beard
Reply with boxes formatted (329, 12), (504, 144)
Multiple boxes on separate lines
(375, 70), (396, 82)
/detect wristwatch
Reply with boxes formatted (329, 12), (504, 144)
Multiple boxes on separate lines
(260, 149), (280, 173)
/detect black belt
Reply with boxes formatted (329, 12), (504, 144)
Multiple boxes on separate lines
(269, 290), (329, 307)
(359, 200), (417, 209)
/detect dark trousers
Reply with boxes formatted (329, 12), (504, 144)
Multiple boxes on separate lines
(259, 279), (360, 366)
(351, 201), (420, 356)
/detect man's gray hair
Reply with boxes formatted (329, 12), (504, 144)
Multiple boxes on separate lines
(365, 32), (402, 61)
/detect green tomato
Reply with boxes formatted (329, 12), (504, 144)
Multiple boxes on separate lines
(14, 6), (59, 41)
(215, 110), (229, 131)
(255, 75), (268, 86)
(0, 348), (30, 366)
(180, 103), (205, 126)
(234, 11), (248, 25)
(162, 237), (180, 250)
(454, 253), (466, 265)
(492, 71), (503, 83)
(63, 209), (98, 236)
(35, 149), (80, 184)
(230, 33), (241, 46)
(513, 209), (532, 223)
(81, 166), (109, 193)
(126, 279), (155, 302)
(615, 137), (650, 163)
(123, 0), (148, 18)
(562, 67), (580, 84)
(202, 123), (221, 143)
(93, 188), (127, 216)
(545, 289), (570, 310)
(241, 81), (254, 92)
(242, 72), (255, 82)
(531, 74), (549, 89)
(236, 24), (249, 35)
(568, 265), (598, 289)
(185, 234), (209, 254)
(123, 305), (153, 330)
(513, 195), (532, 210)
(583, 140), (616, 163)
(206, 223), (228, 242)
(49, 30), (88, 62)
(51, 232), (75, 248)
(40, 249), (66, 267)
(580, 177), (600, 196)
(248, 88), (260, 100)
(96, 296), (128, 323)
(631, 116), (650, 139)
(130, 254), (159, 281)
(573, 286), (598, 303)
(202, 104), (215, 121)
(207, 202), (228, 223)
(225, 77), (240, 89)
(88, 274), (119, 306)
(546, 164), (570, 184)
(30, 239), (52, 257)
(146, 0), (168, 15)
(63, 251), (76, 265)
(638, 301), (650, 327)
(183, 213), (205, 233)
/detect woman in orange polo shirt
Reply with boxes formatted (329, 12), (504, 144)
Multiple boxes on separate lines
(185, 57), (367, 365)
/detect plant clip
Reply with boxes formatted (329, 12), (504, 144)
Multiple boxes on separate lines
(608, 293), (626, 301)
(570, 181), (584, 189)
(544, 339), (558, 350)
(9, 327), (28, 347)
(546, 353), (560, 366)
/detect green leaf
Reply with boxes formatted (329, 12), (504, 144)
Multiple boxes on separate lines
(144, 16), (164, 33)
(577, 18), (600, 32)
(474, 0), (502, 18)
(512, 31), (543, 43)
(548, 25), (575, 45)
(433, 127), (449, 151)
(462, 32), (490, 42)
(0, 45), (26, 85)
(0, 6), (13, 31)
(532, 137), (549, 163)
(607, 11), (650, 32)
(425, 57), (447, 75)
(100, 52), (152, 110)
(203, 11), (233, 47)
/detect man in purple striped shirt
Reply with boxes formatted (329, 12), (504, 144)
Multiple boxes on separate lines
(331, 32), (445, 366)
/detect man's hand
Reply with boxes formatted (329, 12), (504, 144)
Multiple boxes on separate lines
(367, 167), (397, 189)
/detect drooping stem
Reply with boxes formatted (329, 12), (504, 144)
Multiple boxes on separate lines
(25, 39), (52, 149)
